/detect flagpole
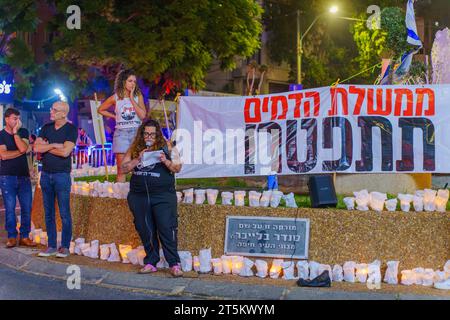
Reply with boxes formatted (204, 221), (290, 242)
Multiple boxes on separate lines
(94, 93), (109, 181)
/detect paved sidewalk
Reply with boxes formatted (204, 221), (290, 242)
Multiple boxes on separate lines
(0, 246), (449, 300)
(1, 196), (449, 300)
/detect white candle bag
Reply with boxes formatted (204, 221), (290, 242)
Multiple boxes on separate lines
(249, 191), (262, 207)
(234, 191), (246, 207)
(206, 189), (219, 205)
(255, 260), (268, 278)
(296, 260), (309, 280)
(194, 189), (206, 205)
(221, 192), (234, 205)
(332, 264), (344, 282)
(178, 251), (193, 272)
(199, 248), (212, 273)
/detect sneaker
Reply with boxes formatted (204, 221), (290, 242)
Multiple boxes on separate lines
(138, 264), (158, 274)
(434, 278), (450, 290)
(56, 247), (70, 258)
(170, 264), (183, 277)
(38, 247), (57, 257)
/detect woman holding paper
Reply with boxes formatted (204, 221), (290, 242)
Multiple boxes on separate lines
(120, 119), (183, 277)
(98, 69), (147, 182)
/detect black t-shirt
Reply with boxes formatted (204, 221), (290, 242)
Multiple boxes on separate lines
(130, 146), (175, 194)
(0, 128), (29, 176)
(39, 122), (78, 173)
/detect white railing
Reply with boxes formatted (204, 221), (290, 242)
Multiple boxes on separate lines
(71, 144), (115, 169)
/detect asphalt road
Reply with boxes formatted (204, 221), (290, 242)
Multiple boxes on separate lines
(0, 264), (189, 300)
(0, 197), (195, 301)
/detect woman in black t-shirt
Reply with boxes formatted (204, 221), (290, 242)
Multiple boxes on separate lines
(121, 119), (183, 277)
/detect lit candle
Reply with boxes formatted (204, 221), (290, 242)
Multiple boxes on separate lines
(107, 186), (114, 198)
(34, 233), (41, 244)
(398, 194), (414, 212)
(435, 189), (449, 212)
(355, 263), (369, 283)
(193, 256), (200, 272)
(231, 256), (244, 275)
(69, 241), (75, 254)
(118, 244), (133, 263)
(211, 258), (223, 275)
(221, 255), (233, 274)
(423, 189), (437, 211)
(234, 191), (246, 207)
(40, 232), (48, 246)
(401, 270), (415, 285)
(270, 259), (283, 279)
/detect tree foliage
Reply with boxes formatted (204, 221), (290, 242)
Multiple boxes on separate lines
(351, 6), (410, 80)
(264, 0), (412, 86)
(2, 0), (263, 99)
(0, 0), (39, 97)
(263, 0), (368, 87)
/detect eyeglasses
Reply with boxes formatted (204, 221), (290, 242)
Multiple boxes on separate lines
(50, 107), (63, 113)
(143, 132), (157, 138)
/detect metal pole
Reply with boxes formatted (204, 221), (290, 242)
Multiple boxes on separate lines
(94, 93), (109, 181)
(296, 10), (302, 85)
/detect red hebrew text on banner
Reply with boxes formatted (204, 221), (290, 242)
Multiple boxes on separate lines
(177, 85), (448, 178)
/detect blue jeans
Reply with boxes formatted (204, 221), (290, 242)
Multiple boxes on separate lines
(40, 172), (72, 249)
(0, 176), (32, 239)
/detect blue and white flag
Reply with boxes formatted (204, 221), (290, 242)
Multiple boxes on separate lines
(393, 50), (417, 80)
(393, 0), (423, 83)
(405, 0), (422, 47)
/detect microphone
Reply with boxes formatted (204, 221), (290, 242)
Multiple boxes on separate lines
(145, 141), (153, 149)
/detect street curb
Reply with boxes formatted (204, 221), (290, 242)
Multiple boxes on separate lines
(0, 247), (449, 300)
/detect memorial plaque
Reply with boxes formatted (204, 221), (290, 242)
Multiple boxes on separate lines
(224, 216), (310, 259)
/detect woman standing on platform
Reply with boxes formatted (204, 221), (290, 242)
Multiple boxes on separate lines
(98, 69), (147, 182)
(120, 119), (183, 277)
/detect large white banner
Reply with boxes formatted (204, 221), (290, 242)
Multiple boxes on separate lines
(176, 84), (450, 178)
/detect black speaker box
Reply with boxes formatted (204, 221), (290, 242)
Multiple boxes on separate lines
(308, 175), (338, 208)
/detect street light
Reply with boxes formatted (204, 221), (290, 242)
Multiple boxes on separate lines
(54, 88), (67, 102)
(296, 6), (339, 85)
(329, 6), (339, 14)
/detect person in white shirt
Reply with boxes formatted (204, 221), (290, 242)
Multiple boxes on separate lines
(98, 69), (147, 182)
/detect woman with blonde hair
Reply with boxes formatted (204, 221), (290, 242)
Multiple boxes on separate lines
(120, 119), (183, 277)
(98, 69), (146, 182)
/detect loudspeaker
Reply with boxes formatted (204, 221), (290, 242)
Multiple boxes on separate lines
(308, 175), (338, 208)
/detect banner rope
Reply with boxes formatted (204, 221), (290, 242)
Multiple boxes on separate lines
(331, 62), (382, 86)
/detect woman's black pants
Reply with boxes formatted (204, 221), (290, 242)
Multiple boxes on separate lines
(127, 191), (180, 267)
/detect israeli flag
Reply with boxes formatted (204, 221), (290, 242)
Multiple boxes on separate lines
(406, 0), (422, 47)
(393, 50), (418, 82)
(393, 0), (423, 83)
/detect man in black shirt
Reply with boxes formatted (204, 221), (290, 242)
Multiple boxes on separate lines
(34, 101), (78, 258)
(0, 108), (36, 248)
